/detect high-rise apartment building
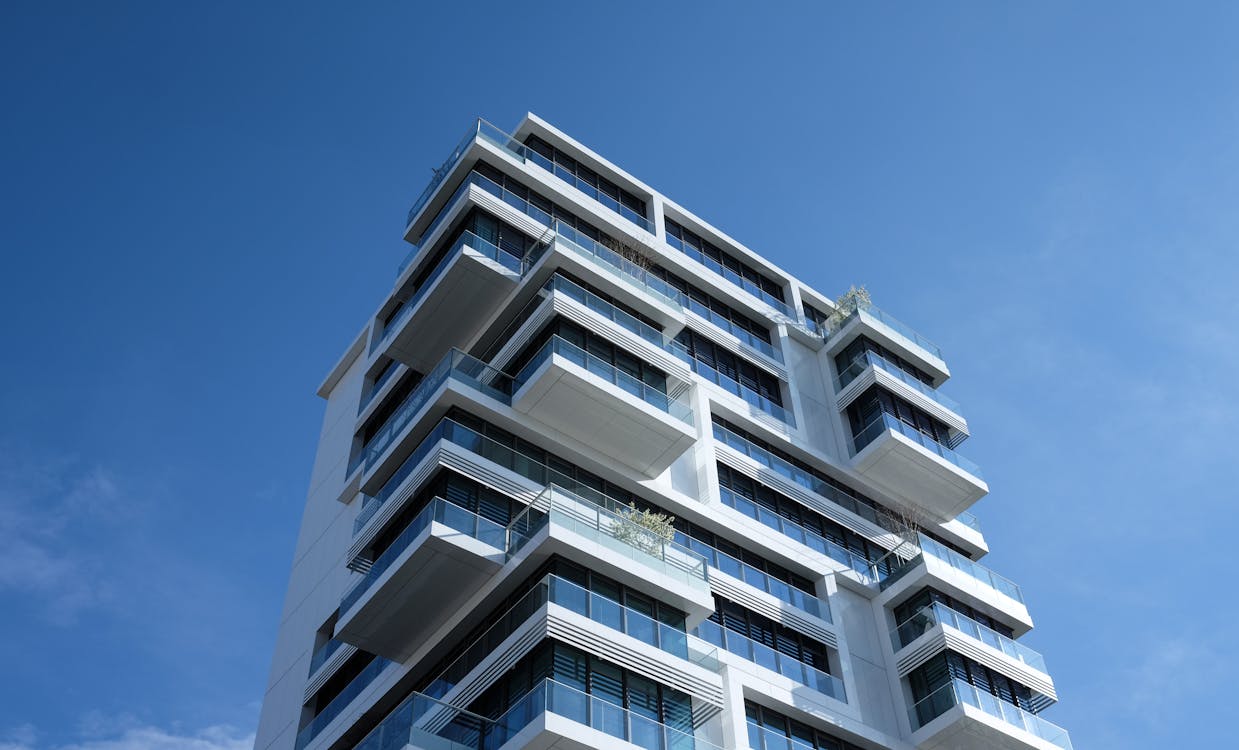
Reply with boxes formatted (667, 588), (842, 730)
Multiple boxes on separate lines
(255, 114), (1069, 750)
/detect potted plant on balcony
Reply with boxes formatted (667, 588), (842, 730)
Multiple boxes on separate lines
(825, 285), (872, 334)
(613, 502), (676, 555)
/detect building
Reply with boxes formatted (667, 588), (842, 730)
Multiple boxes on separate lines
(254, 114), (1070, 750)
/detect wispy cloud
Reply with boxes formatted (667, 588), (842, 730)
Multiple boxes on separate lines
(0, 452), (127, 625)
(0, 724), (253, 750)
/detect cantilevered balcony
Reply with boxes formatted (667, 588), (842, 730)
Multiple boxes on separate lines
(510, 335), (696, 478)
(892, 602), (1056, 707)
(373, 230), (522, 371)
(357, 350), (512, 488)
(334, 497), (505, 661)
(822, 302), (950, 385)
(878, 536), (1032, 635)
(909, 678), (1072, 750)
(835, 350), (966, 435)
(850, 412), (987, 521)
(506, 485), (715, 624)
(486, 678), (725, 750)
(423, 572), (720, 705)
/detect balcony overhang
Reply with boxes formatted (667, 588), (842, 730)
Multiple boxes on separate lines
(824, 309), (950, 386)
(508, 515), (716, 628)
(913, 702), (1071, 750)
(895, 623), (1056, 703)
(851, 428), (987, 522)
(378, 240), (521, 372)
(878, 557), (1033, 637)
(511, 353), (696, 479)
(334, 521), (503, 662)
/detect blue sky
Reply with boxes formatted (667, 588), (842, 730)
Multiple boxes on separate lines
(1, 2), (1236, 748)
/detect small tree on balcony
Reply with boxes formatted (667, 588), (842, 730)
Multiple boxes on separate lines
(825, 285), (872, 333)
(612, 502), (676, 555)
(601, 236), (655, 272)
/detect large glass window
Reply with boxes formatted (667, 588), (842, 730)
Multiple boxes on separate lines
(835, 335), (935, 387)
(893, 587), (1015, 639)
(846, 385), (959, 451)
(745, 702), (869, 750)
(524, 135), (649, 226)
(675, 330), (782, 406)
(907, 652), (1036, 713)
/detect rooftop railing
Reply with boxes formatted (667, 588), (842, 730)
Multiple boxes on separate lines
(910, 678), (1071, 749)
(852, 412), (982, 479)
(342, 498), (506, 616)
(693, 620), (846, 702)
(891, 601), (1047, 673)
(835, 350), (962, 415)
(512, 335), (694, 425)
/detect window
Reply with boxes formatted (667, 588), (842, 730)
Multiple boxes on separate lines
(524, 135), (649, 227)
(846, 385), (959, 452)
(666, 219), (785, 305)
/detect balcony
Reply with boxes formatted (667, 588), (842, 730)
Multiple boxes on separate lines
(294, 655), (394, 750)
(424, 572), (719, 704)
(510, 335), (696, 478)
(850, 412), (987, 521)
(835, 350), (965, 429)
(892, 602), (1056, 706)
(374, 230), (522, 370)
(823, 303), (949, 384)
(358, 350), (512, 486)
(693, 620), (845, 703)
(486, 678), (725, 750)
(506, 485), (715, 624)
(334, 498), (506, 661)
(878, 536), (1032, 635)
(909, 678), (1072, 750)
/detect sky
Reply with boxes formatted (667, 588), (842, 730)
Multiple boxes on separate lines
(1, 1), (1236, 748)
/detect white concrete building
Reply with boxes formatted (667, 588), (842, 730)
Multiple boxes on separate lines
(255, 114), (1069, 750)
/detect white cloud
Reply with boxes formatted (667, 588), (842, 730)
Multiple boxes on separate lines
(0, 725), (254, 750)
(56, 726), (253, 750)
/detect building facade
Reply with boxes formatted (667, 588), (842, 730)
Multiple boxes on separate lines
(254, 114), (1070, 750)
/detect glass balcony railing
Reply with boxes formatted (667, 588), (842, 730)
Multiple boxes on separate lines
(341, 498), (507, 616)
(512, 335), (694, 425)
(852, 412), (983, 479)
(675, 532), (824, 620)
(693, 620), (845, 702)
(360, 350), (513, 474)
(835, 350), (962, 414)
(354, 686), (491, 750)
(682, 300), (783, 364)
(507, 485), (709, 589)
(684, 358), (794, 426)
(891, 602), (1047, 673)
(423, 571), (715, 702)
(488, 678), (723, 750)
(881, 535), (1023, 603)
(307, 638), (347, 677)
(665, 233), (790, 316)
(525, 151), (655, 234)
(544, 275), (677, 353)
(953, 511), (982, 533)
(919, 536), (1022, 602)
(359, 361), (402, 415)
(294, 655), (394, 750)
(719, 487), (880, 583)
(547, 221), (688, 309)
(825, 303), (943, 361)
(712, 422), (951, 537)
(380, 230), (524, 350)
(910, 678), (1071, 749)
